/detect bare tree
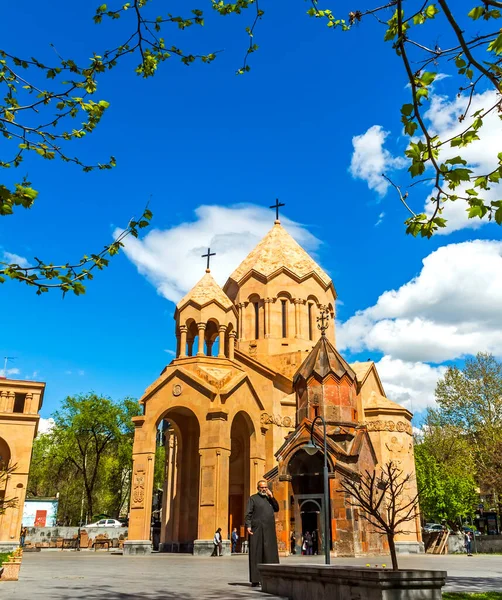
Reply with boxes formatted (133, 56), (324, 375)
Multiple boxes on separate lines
(0, 463), (18, 515)
(339, 461), (419, 570)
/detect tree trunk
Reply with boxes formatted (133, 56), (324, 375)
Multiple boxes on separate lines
(387, 532), (399, 570)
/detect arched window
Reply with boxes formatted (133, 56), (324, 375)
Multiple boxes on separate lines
(254, 302), (260, 339)
(281, 300), (287, 338)
(308, 303), (313, 341)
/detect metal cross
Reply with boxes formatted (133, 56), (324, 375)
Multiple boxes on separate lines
(317, 309), (330, 335)
(201, 247), (216, 270)
(269, 198), (285, 221)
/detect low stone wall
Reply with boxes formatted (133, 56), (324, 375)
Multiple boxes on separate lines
(259, 564), (447, 600)
(23, 526), (128, 550)
(476, 535), (502, 553)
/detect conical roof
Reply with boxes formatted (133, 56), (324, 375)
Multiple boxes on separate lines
(294, 334), (356, 382)
(177, 271), (233, 310)
(228, 222), (332, 287)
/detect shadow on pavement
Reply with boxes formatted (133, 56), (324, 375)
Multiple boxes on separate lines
(445, 576), (502, 592)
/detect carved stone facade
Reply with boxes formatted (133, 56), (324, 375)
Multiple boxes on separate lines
(126, 220), (422, 556)
(0, 377), (45, 552)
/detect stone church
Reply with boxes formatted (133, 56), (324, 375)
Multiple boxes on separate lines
(125, 218), (422, 556)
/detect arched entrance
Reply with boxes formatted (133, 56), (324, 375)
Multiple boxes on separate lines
(157, 407), (200, 552)
(228, 412), (253, 549)
(288, 449), (330, 555)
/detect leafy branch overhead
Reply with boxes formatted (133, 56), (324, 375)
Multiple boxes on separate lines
(2, 2), (501, 295)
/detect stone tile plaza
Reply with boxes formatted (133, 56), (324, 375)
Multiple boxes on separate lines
(6, 553), (502, 599)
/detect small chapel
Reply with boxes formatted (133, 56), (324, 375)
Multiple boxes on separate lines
(125, 212), (422, 556)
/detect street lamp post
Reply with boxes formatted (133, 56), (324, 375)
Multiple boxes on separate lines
(304, 414), (331, 565)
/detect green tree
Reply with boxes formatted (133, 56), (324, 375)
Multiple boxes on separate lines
(435, 353), (502, 501)
(49, 393), (140, 520)
(0, 463), (18, 515)
(2, 2), (502, 295)
(414, 417), (478, 522)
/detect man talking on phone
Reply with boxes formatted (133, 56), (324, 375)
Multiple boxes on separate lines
(244, 479), (280, 587)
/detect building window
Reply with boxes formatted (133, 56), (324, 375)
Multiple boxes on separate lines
(308, 303), (313, 340)
(13, 393), (26, 413)
(281, 300), (287, 338)
(254, 302), (260, 339)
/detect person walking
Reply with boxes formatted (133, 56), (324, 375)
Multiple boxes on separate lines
(211, 527), (223, 556)
(20, 525), (27, 548)
(304, 531), (313, 555)
(312, 530), (318, 555)
(231, 527), (239, 553)
(465, 530), (473, 556)
(245, 480), (279, 587)
(290, 531), (296, 555)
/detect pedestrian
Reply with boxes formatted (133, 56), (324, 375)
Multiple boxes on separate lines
(245, 479), (279, 587)
(290, 531), (296, 554)
(211, 527), (223, 556)
(231, 527), (239, 553)
(304, 531), (313, 555)
(20, 525), (28, 548)
(464, 530), (473, 556)
(312, 530), (318, 555)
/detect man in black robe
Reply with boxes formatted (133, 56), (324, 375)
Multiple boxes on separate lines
(245, 479), (280, 587)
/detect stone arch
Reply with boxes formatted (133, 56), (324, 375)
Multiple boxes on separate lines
(247, 293), (262, 340)
(204, 318), (220, 356)
(155, 406), (201, 552)
(185, 318), (198, 357)
(0, 436), (11, 468)
(228, 411), (255, 545)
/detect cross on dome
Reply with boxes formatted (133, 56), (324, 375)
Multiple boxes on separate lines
(201, 247), (216, 272)
(317, 308), (330, 336)
(269, 198), (285, 223)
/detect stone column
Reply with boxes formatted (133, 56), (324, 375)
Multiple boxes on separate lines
(264, 298), (272, 338)
(294, 299), (303, 338)
(218, 325), (227, 358)
(238, 303), (244, 339)
(228, 331), (236, 361)
(6, 392), (15, 413)
(196, 322), (206, 356)
(178, 325), (188, 358)
(24, 393), (33, 414)
(0, 391), (7, 412)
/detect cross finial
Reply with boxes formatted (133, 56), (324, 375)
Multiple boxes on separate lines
(201, 247), (216, 272)
(317, 308), (329, 336)
(269, 198), (285, 223)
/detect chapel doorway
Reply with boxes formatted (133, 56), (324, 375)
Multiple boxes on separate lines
(228, 412), (253, 549)
(288, 449), (331, 555)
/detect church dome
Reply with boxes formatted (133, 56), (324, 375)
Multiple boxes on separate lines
(226, 222), (332, 289)
(177, 271), (233, 311)
(294, 333), (355, 383)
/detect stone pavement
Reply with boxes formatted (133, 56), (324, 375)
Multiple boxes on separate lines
(4, 552), (502, 599)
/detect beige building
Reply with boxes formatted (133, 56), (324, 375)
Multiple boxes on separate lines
(126, 220), (422, 555)
(0, 376), (45, 552)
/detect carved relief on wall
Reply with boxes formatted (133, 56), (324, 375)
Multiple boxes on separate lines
(260, 412), (294, 428)
(132, 466), (146, 507)
(365, 420), (413, 435)
(172, 383), (183, 397)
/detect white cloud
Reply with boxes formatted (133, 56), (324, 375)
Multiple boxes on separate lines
(350, 90), (502, 234)
(2, 251), (31, 268)
(349, 125), (406, 196)
(164, 349), (176, 356)
(338, 239), (502, 363)
(0, 367), (20, 378)
(423, 89), (502, 234)
(38, 417), (55, 435)
(376, 356), (446, 412)
(375, 212), (385, 227)
(116, 204), (322, 303)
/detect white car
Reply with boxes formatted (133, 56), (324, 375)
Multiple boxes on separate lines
(86, 518), (123, 528)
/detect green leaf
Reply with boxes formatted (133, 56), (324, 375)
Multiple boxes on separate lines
(468, 6), (485, 20)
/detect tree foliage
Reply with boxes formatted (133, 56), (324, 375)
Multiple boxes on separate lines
(3, 1), (501, 294)
(0, 462), (18, 516)
(28, 394), (141, 523)
(414, 417), (478, 522)
(434, 353), (502, 502)
(340, 460), (419, 570)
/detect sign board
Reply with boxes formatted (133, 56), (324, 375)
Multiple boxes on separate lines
(22, 499), (58, 527)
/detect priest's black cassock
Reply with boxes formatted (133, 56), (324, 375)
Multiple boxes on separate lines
(245, 493), (280, 584)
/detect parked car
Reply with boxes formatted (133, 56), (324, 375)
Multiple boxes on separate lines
(423, 523), (444, 533)
(85, 518), (123, 528)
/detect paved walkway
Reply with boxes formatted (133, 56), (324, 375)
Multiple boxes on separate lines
(4, 552), (502, 599)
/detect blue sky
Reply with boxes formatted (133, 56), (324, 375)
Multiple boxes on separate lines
(1, 1), (501, 424)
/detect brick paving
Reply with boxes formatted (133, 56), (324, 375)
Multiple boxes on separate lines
(4, 551), (502, 599)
